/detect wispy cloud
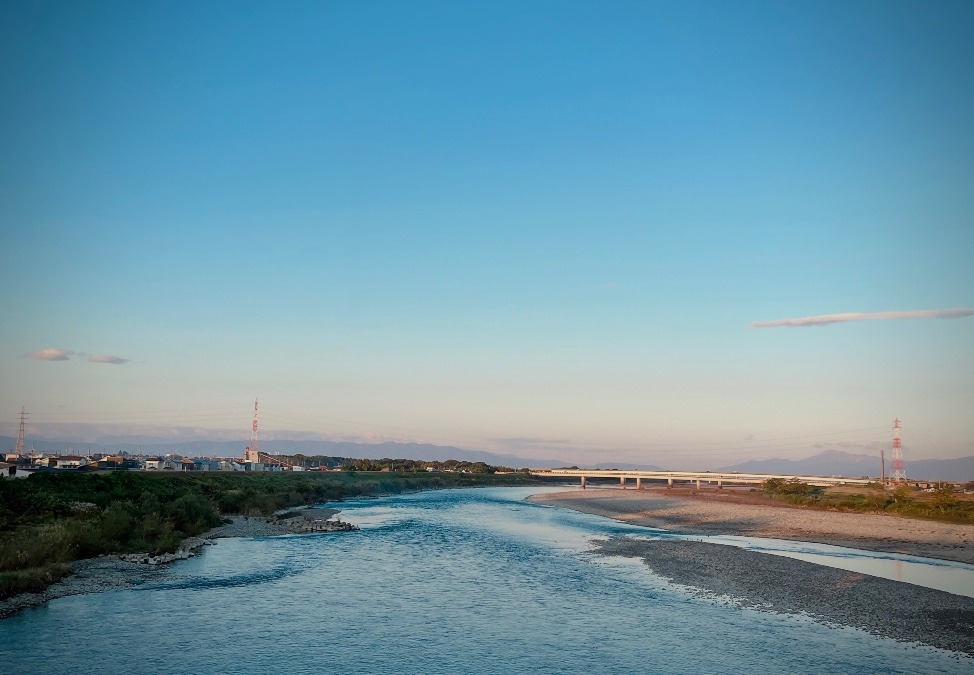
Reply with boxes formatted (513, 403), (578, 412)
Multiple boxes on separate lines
(88, 354), (131, 365)
(752, 308), (974, 328)
(26, 347), (75, 361)
(25, 348), (132, 364)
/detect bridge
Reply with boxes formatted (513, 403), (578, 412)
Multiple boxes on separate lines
(529, 468), (876, 489)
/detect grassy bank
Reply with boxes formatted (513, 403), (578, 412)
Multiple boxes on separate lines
(760, 479), (974, 524)
(0, 470), (538, 599)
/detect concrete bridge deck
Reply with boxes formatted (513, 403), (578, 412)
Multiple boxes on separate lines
(530, 468), (876, 489)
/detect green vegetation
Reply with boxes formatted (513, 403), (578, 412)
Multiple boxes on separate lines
(759, 479), (974, 524)
(761, 478), (820, 498)
(0, 469), (538, 600)
(342, 458), (501, 473)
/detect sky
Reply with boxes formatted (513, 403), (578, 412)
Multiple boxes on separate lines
(1, 1), (972, 467)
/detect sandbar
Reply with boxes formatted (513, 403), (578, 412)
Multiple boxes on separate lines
(531, 487), (974, 656)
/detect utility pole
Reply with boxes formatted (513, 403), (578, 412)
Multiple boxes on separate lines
(891, 418), (906, 483)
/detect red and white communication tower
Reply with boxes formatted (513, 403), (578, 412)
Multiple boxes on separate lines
(891, 418), (906, 482)
(244, 398), (260, 463)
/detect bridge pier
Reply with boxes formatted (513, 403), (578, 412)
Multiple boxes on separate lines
(636, 477), (642, 490)
(717, 478), (723, 489)
(620, 476), (626, 489)
(580, 476), (586, 489)
(667, 477), (673, 488)
(696, 479), (701, 490)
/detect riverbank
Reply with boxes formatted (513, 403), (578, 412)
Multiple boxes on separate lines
(531, 487), (974, 563)
(531, 488), (974, 656)
(0, 507), (343, 621)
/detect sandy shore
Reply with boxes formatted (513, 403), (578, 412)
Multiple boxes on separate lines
(532, 488), (974, 656)
(0, 507), (341, 621)
(532, 487), (974, 563)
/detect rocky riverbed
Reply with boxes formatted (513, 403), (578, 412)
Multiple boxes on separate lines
(0, 556), (178, 621)
(0, 507), (352, 621)
(207, 509), (358, 536)
(593, 537), (974, 657)
(533, 488), (974, 657)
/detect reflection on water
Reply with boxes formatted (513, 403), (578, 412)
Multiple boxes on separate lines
(728, 539), (974, 597)
(636, 531), (974, 598)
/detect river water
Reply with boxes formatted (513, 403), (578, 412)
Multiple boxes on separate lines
(1, 486), (971, 673)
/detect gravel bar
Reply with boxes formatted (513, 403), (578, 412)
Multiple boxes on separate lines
(594, 537), (974, 656)
(532, 488), (974, 656)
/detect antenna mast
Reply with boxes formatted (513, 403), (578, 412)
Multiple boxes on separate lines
(244, 398), (260, 463)
(14, 407), (27, 455)
(891, 418), (906, 483)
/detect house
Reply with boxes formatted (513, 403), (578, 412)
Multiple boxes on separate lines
(54, 455), (87, 469)
(143, 457), (167, 470)
(96, 456), (125, 469)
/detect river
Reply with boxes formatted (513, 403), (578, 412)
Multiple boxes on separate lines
(1, 486), (971, 673)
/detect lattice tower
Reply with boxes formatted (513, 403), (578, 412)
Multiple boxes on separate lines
(891, 418), (906, 482)
(244, 398), (261, 463)
(14, 407), (27, 455)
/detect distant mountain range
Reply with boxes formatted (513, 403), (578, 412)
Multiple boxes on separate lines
(719, 449), (974, 483)
(3, 436), (970, 481)
(593, 462), (662, 471)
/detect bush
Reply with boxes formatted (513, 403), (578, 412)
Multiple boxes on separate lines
(166, 493), (221, 533)
(0, 524), (73, 571)
(99, 501), (136, 548)
(762, 478), (814, 497)
(0, 564), (72, 600)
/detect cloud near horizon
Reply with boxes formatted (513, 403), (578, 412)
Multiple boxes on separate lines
(88, 354), (131, 365)
(751, 308), (974, 328)
(26, 347), (75, 361)
(494, 436), (572, 446)
(25, 348), (131, 364)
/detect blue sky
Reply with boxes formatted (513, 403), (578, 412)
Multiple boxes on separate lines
(2, 1), (972, 466)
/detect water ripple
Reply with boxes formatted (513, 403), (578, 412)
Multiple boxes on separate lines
(137, 565), (297, 592)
